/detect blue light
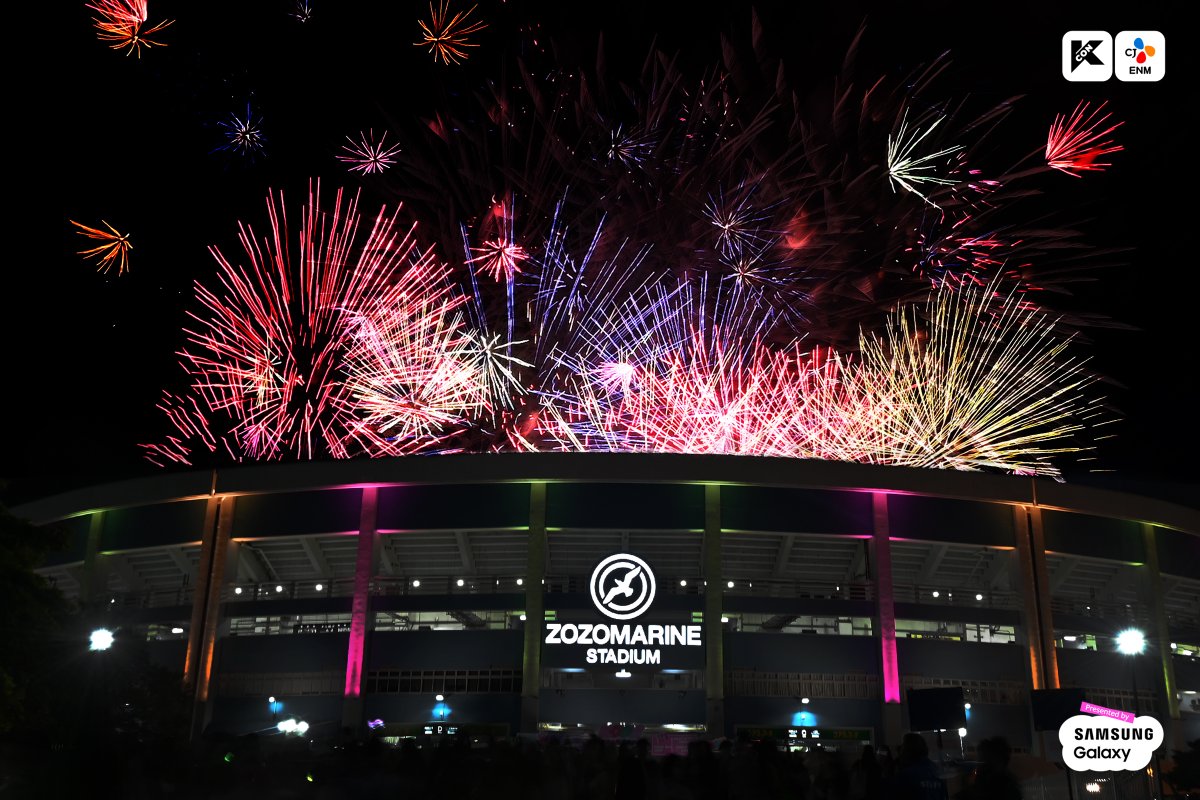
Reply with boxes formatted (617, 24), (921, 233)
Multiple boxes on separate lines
(791, 711), (817, 726)
(432, 702), (452, 720)
(270, 701), (283, 715)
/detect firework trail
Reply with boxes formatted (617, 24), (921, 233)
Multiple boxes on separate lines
(338, 130), (402, 174)
(146, 183), (454, 462)
(86, 0), (172, 57)
(1046, 102), (1124, 177)
(886, 112), (965, 208)
(415, 0), (487, 65)
(70, 219), (132, 275)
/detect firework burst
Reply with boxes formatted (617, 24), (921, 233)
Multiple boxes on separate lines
(149, 183), (451, 461)
(87, 0), (172, 57)
(851, 281), (1103, 475)
(886, 111), (965, 208)
(415, 0), (487, 65)
(1045, 102), (1124, 177)
(216, 105), (267, 158)
(70, 219), (132, 275)
(338, 129), (402, 174)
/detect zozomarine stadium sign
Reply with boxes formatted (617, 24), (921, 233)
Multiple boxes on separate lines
(543, 554), (703, 666)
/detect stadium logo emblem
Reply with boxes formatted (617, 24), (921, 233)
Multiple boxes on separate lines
(590, 554), (656, 620)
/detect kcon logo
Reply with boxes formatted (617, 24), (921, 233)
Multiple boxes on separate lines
(590, 553), (656, 620)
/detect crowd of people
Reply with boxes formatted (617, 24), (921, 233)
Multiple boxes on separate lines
(2, 725), (1031, 798)
(168, 730), (1022, 799)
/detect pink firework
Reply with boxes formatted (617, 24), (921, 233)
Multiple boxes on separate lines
(468, 237), (529, 282)
(1045, 102), (1124, 176)
(337, 129), (403, 174)
(151, 181), (450, 461)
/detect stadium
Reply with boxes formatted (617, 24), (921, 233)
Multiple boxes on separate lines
(14, 453), (1199, 756)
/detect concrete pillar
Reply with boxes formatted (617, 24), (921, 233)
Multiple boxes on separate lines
(183, 497), (220, 691)
(704, 484), (725, 737)
(342, 487), (379, 733)
(1141, 523), (1182, 749)
(1013, 506), (1051, 691)
(1026, 507), (1059, 689)
(79, 511), (107, 605)
(190, 496), (235, 737)
(872, 493), (903, 748)
(520, 482), (547, 733)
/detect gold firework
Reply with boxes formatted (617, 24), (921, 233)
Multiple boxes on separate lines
(414, 1), (487, 65)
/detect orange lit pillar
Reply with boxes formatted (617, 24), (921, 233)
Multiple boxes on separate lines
(183, 497), (219, 691)
(872, 493), (903, 748)
(342, 487), (378, 732)
(190, 496), (234, 738)
(1027, 507), (1059, 689)
(1013, 505), (1049, 691)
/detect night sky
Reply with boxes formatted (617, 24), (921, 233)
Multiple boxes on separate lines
(7, 1), (1190, 506)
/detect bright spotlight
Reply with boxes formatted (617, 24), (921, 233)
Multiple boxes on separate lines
(727, 581), (734, 589)
(516, 578), (524, 586)
(958, 727), (967, 738)
(412, 579), (420, 588)
(295, 721), (310, 735)
(975, 593), (983, 601)
(277, 718), (298, 733)
(1116, 629), (1146, 655)
(89, 628), (115, 651)
(801, 697), (810, 704)
(234, 587), (243, 595)
(314, 583), (324, 592)
(268, 696), (276, 703)
(170, 626), (184, 634)
(679, 579), (687, 587)
(931, 591), (940, 598)
(456, 579), (465, 587)
(275, 585), (283, 593)
(435, 694), (445, 702)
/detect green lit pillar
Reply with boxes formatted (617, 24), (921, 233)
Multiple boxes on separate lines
(704, 484), (725, 736)
(872, 493), (903, 749)
(521, 482), (547, 733)
(1142, 523), (1181, 750)
(80, 510), (107, 605)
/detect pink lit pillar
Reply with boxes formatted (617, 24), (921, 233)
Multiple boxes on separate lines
(872, 493), (903, 747)
(343, 487), (378, 730)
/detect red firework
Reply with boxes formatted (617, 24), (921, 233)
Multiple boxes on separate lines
(87, 0), (173, 57)
(1045, 102), (1124, 177)
(152, 182), (448, 461)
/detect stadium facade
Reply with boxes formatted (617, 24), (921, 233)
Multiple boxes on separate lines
(15, 454), (1200, 753)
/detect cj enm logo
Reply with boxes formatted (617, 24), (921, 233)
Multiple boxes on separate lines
(590, 553), (657, 620)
